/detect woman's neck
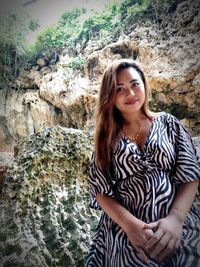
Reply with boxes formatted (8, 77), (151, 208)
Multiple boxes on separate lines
(123, 111), (146, 126)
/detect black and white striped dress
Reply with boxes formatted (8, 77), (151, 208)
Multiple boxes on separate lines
(86, 113), (200, 267)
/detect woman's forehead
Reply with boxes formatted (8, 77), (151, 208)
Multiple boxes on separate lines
(117, 67), (141, 82)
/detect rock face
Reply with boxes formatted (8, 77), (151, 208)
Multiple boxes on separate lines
(193, 136), (200, 161)
(0, 0), (200, 152)
(0, 126), (99, 267)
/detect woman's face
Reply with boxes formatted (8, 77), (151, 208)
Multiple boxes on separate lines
(114, 67), (145, 116)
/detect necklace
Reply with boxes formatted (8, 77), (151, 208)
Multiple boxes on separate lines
(123, 121), (142, 142)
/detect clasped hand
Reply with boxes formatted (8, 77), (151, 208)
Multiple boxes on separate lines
(127, 213), (183, 263)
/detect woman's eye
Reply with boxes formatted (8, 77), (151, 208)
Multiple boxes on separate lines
(132, 82), (140, 87)
(117, 87), (124, 92)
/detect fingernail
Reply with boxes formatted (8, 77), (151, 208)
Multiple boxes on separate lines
(150, 254), (156, 259)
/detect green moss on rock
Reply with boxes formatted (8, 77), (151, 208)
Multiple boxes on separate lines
(0, 126), (99, 267)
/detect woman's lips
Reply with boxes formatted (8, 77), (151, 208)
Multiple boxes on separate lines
(125, 99), (138, 104)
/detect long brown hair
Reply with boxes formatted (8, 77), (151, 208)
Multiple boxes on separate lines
(95, 59), (153, 170)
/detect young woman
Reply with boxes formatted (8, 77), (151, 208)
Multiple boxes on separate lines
(85, 59), (200, 267)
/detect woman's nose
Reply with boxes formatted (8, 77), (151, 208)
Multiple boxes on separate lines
(127, 88), (135, 96)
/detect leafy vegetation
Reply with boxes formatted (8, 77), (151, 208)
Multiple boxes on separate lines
(32, 4), (121, 55)
(30, 0), (180, 56)
(0, 0), (180, 87)
(0, 13), (39, 88)
(67, 56), (86, 70)
(33, 8), (86, 53)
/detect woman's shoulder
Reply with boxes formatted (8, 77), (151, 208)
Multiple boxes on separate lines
(151, 111), (179, 123)
(153, 112), (191, 137)
(150, 112), (185, 135)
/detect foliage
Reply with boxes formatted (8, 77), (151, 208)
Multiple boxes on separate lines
(32, 0), (180, 57)
(33, 8), (86, 53)
(0, 12), (39, 88)
(67, 56), (86, 70)
(0, 0), (181, 86)
(148, 0), (180, 29)
(58, 8), (86, 27)
(32, 4), (122, 56)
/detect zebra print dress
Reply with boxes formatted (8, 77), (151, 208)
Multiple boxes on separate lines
(85, 112), (200, 267)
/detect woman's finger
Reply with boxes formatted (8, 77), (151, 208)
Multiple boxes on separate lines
(174, 238), (181, 251)
(158, 238), (175, 262)
(144, 227), (164, 250)
(144, 228), (154, 240)
(149, 233), (170, 258)
(136, 247), (149, 264)
(144, 221), (158, 230)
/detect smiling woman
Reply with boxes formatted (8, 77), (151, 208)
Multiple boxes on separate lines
(85, 59), (200, 267)
(115, 67), (145, 116)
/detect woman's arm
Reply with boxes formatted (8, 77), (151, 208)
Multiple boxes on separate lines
(96, 193), (153, 263)
(171, 180), (199, 217)
(145, 180), (199, 262)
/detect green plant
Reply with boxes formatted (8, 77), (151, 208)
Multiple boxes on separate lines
(0, 0), (181, 87)
(33, 0), (178, 57)
(67, 56), (86, 70)
(0, 12), (39, 88)
(32, 8), (86, 54)
(32, 3), (122, 55)
(149, 0), (180, 30)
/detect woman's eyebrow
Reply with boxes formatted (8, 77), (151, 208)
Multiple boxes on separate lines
(117, 79), (138, 85)
(116, 83), (123, 86)
(130, 79), (138, 83)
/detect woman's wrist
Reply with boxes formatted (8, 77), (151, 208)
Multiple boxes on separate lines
(169, 207), (187, 224)
(118, 210), (144, 233)
(171, 206), (188, 217)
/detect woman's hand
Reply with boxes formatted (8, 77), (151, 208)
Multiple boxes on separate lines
(124, 218), (154, 263)
(96, 194), (155, 263)
(144, 210), (184, 262)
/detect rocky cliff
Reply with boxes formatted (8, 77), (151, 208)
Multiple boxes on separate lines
(0, 0), (200, 152)
(0, 126), (99, 267)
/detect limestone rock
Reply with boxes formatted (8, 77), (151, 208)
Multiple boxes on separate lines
(193, 136), (200, 158)
(155, 92), (168, 105)
(0, 126), (98, 267)
(39, 68), (89, 109)
(22, 91), (60, 132)
(35, 51), (59, 70)
(0, 152), (14, 194)
(1, 0), (200, 151)
(29, 68), (42, 87)
(193, 72), (200, 86)
(0, 89), (60, 151)
(36, 57), (48, 68)
(60, 94), (97, 132)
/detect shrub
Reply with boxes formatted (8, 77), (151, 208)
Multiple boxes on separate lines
(67, 56), (86, 70)
(0, 12), (39, 88)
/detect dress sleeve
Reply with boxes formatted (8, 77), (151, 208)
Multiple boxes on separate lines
(169, 114), (200, 184)
(89, 152), (115, 210)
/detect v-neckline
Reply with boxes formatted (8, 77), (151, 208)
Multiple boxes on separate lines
(123, 114), (161, 154)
